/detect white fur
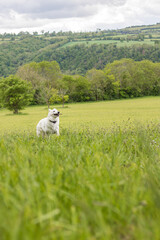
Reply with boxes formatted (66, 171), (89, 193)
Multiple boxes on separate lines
(36, 108), (60, 137)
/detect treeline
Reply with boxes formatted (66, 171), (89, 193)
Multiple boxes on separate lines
(1, 36), (160, 77)
(1, 58), (160, 113)
(15, 59), (160, 104)
(1, 22), (160, 40)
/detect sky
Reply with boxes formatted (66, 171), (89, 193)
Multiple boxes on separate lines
(0, 0), (160, 34)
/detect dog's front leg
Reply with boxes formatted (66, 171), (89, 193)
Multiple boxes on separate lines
(56, 127), (60, 136)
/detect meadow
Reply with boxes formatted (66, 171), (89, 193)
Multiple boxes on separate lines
(61, 39), (155, 48)
(0, 97), (160, 240)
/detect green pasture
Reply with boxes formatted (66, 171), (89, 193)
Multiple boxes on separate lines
(0, 97), (160, 134)
(0, 97), (160, 240)
(61, 39), (154, 48)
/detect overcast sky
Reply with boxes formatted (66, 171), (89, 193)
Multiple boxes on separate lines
(0, 0), (160, 33)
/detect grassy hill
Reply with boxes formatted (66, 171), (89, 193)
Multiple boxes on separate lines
(0, 23), (160, 77)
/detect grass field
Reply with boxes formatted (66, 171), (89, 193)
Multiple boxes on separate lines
(0, 97), (160, 240)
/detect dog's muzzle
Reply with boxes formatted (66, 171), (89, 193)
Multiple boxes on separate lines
(54, 111), (60, 117)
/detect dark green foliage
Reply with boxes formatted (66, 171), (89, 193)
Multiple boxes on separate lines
(69, 76), (91, 102)
(16, 59), (160, 104)
(0, 75), (34, 114)
(17, 61), (62, 107)
(0, 36), (160, 77)
(50, 44), (160, 75)
(104, 59), (160, 98)
(0, 36), (63, 77)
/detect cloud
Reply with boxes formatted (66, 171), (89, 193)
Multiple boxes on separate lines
(0, 0), (159, 33)
(0, 0), (126, 18)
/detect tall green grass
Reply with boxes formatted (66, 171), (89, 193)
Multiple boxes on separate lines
(0, 98), (160, 239)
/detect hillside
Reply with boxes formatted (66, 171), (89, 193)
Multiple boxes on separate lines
(0, 23), (160, 77)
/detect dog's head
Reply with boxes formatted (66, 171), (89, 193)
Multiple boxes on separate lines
(48, 108), (60, 118)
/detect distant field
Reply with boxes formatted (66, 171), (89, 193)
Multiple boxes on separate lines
(61, 39), (155, 48)
(0, 97), (160, 240)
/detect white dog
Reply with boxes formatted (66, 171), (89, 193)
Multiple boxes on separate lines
(36, 108), (60, 137)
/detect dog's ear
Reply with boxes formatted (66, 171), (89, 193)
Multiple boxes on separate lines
(48, 109), (51, 112)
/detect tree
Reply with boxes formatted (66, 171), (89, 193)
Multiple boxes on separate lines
(56, 75), (72, 107)
(103, 70), (118, 99)
(104, 59), (138, 98)
(49, 88), (69, 107)
(58, 90), (69, 108)
(17, 61), (62, 107)
(71, 76), (91, 102)
(0, 75), (34, 114)
(17, 63), (45, 104)
(33, 61), (62, 108)
(86, 69), (106, 101)
(48, 88), (60, 105)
